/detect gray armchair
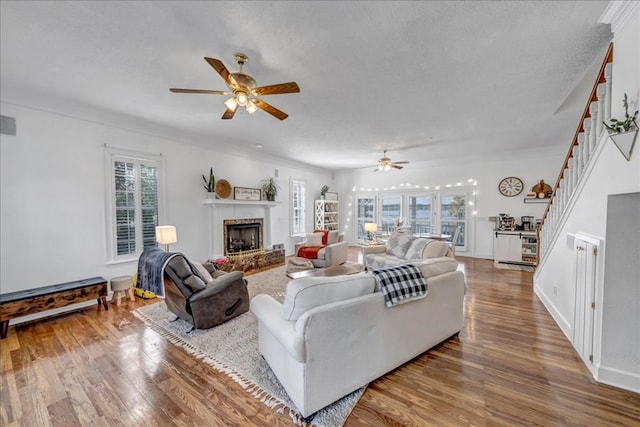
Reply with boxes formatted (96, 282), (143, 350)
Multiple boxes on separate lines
(163, 255), (249, 331)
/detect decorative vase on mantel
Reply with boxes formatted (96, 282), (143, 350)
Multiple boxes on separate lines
(206, 191), (216, 200)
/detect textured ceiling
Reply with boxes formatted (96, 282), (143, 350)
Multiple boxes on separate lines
(0, 1), (612, 170)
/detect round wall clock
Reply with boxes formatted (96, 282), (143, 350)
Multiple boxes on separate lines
(498, 177), (524, 197)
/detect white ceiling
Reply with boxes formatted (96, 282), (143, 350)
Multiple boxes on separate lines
(0, 1), (612, 170)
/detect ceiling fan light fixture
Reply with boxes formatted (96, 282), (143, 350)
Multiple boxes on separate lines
(384, 164), (391, 171)
(224, 97), (238, 110)
(246, 100), (257, 114)
(236, 91), (249, 106)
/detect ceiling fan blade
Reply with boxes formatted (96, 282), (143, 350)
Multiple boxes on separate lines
(392, 161), (410, 165)
(252, 82), (300, 96)
(391, 164), (404, 169)
(204, 57), (236, 86)
(373, 168), (380, 172)
(170, 88), (229, 95)
(252, 98), (289, 120)
(221, 104), (238, 120)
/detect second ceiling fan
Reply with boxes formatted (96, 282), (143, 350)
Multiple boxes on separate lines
(373, 150), (410, 171)
(170, 53), (300, 120)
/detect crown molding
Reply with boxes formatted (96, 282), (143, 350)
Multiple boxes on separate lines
(599, 1), (639, 31)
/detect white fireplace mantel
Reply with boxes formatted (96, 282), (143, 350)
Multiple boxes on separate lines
(203, 199), (280, 257)
(202, 199), (279, 207)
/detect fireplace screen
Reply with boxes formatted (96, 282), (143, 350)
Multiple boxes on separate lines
(224, 218), (263, 255)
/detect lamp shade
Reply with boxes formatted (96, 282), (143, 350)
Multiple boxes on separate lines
(364, 222), (378, 232)
(156, 225), (177, 245)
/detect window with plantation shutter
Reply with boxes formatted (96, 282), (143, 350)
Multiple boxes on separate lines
(106, 149), (162, 262)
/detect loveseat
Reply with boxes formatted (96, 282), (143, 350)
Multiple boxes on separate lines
(363, 231), (453, 270)
(250, 257), (465, 417)
(294, 230), (348, 268)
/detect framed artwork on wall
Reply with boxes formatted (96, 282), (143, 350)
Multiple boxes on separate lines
(234, 187), (261, 201)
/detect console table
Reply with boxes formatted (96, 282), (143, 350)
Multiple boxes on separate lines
(0, 276), (108, 339)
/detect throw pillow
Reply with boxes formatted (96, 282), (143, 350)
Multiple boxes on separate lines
(327, 230), (340, 245)
(386, 233), (415, 258)
(313, 229), (330, 245)
(305, 232), (323, 247)
(406, 238), (429, 260)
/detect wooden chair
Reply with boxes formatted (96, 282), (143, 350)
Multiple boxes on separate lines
(450, 226), (462, 257)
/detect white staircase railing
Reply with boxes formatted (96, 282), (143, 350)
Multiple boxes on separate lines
(538, 44), (613, 265)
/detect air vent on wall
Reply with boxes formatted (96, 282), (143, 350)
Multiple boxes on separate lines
(0, 116), (17, 136)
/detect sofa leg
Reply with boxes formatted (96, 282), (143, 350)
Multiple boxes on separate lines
(301, 413), (316, 423)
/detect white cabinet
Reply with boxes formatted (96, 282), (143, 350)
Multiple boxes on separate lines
(315, 200), (339, 230)
(494, 231), (537, 266)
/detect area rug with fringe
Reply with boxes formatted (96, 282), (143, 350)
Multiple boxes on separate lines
(132, 263), (365, 426)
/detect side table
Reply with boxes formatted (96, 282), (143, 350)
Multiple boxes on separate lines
(354, 242), (386, 266)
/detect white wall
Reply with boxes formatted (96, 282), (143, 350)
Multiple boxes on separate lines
(534, 2), (640, 392)
(334, 148), (563, 259)
(0, 103), (332, 298)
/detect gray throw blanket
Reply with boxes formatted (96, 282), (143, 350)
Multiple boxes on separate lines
(372, 263), (427, 307)
(137, 247), (180, 297)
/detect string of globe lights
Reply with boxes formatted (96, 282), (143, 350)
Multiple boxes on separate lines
(341, 178), (478, 233)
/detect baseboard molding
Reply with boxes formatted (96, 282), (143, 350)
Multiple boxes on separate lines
(534, 284), (572, 340)
(596, 364), (640, 393)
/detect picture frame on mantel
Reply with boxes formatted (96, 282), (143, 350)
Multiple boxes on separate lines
(324, 192), (338, 200)
(234, 187), (262, 201)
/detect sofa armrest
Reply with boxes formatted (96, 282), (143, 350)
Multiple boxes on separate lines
(250, 294), (305, 362)
(323, 240), (348, 266)
(362, 244), (386, 255)
(294, 240), (306, 255)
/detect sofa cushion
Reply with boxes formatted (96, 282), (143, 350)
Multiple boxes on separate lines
(166, 256), (206, 293)
(386, 233), (416, 258)
(282, 274), (376, 321)
(305, 233), (323, 247)
(184, 275), (206, 292)
(191, 260), (213, 283)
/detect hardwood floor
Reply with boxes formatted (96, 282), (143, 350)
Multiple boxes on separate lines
(1, 253), (638, 426)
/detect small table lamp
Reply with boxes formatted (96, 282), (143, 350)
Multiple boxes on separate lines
(364, 222), (377, 243)
(156, 225), (177, 251)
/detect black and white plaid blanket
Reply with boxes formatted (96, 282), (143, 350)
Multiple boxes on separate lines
(372, 264), (427, 307)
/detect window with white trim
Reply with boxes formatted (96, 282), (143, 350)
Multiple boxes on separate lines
(290, 178), (306, 236)
(106, 150), (162, 262)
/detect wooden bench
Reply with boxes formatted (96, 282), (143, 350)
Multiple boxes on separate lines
(0, 276), (108, 339)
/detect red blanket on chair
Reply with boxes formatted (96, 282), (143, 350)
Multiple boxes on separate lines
(297, 246), (324, 259)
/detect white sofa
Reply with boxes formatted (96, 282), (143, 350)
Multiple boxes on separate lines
(250, 257), (465, 417)
(363, 231), (453, 270)
(294, 230), (348, 268)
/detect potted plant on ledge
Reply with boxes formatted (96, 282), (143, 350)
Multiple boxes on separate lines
(202, 167), (215, 198)
(603, 93), (638, 161)
(261, 177), (279, 201)
(320, 185), (329, 199)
